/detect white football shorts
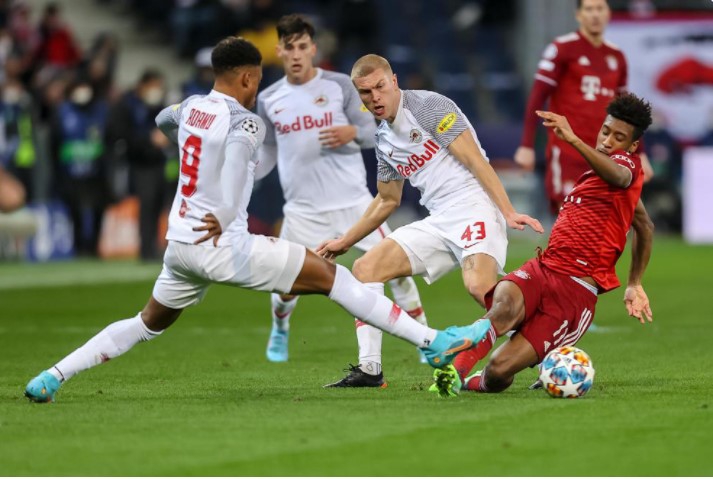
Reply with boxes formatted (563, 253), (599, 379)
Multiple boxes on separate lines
(279, 198), (391, 252)
(152, 235), (306, 309)
(388, 197), (507, 284)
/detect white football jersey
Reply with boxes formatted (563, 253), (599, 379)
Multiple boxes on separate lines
(156, 90), (265, 246)
(375, 90), (490, 213)
(257, 69), (376, 215)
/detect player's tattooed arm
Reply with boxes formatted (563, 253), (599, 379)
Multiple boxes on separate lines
(625, 199), (654, 324)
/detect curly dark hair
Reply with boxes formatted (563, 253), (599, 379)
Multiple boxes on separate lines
(606, 93), (653, 140)
(276, 14), (315, 43)
(211, 37), (262, 75)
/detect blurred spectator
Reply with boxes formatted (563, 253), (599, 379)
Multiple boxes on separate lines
(35, 3), (81, 70)
(82, 32), (119, 102)
(50, 77), (110, 256)
(171, 0), (223, 58)
(7, 0), (39, 84)
(181, 46), (214, 97)
(0, 78), (37, 199)
(106, 69), (169, 261)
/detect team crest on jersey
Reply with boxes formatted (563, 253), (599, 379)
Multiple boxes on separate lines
(606, 55), (618, 71)
(513, 269), (531, 280)
(409, 128), (423, 143)
(314, 94), (328, 107)
(241, 118), (259, 134)
(578, 55), (591, 66)
(437, 113), (457, 133)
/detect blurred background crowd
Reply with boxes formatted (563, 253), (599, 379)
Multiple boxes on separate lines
(0, 0), (711, 262)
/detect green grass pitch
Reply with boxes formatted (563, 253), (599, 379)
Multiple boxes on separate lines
(1, 236), (711, 475)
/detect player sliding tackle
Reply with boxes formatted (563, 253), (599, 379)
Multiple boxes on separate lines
(24, 37), (487, 403)
(432, 93), (655, 397)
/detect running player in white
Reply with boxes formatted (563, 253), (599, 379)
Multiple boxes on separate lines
(24, 38), (490, 403)
(318, 55), (544, 384)
(256, 15), (428, 386)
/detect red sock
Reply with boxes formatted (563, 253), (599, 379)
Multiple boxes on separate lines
(463, 370), (489, 392)
(453, 321), (497, 381)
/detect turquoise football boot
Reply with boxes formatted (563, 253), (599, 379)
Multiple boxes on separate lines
(266, 326), (289, 362)
(25, 370), (61, 403)
(419, 319), (492, 368)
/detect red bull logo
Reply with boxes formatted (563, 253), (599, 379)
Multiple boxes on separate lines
(396, 140), (440, 177)
(275, 112), (333, 134)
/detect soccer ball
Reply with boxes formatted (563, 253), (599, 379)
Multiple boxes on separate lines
(538, 346), (595, 398)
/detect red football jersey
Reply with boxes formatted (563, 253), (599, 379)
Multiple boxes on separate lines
(540, 150), (643, 293)
(536, 31), (628, 166)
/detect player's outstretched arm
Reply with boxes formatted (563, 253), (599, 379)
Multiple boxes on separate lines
(448, 130), (543, 233)
(624, 199), (654, 324)
(316, 179), (404, 260)
(536, 110), (632, 188)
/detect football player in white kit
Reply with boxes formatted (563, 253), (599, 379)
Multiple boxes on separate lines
(318, 55), (544, 383)
(255, 15), (428, 386)
(24, 38), (492, 403)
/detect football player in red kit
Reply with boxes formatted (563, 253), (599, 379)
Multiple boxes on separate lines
(515, 0), (653, 214)
(434, 92), (654, 396)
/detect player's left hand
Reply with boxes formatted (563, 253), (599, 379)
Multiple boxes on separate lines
(505, 212), (545, 234)
(624, 284), (653, 324)
(319, 125), (357, 149)
(316, 237), (351, 261)
(536, 110), (579, 144)
(193, 213), (222, 247)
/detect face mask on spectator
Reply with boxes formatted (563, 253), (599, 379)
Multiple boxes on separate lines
(3, 88), (22, 105)
(143, 87), (164, 107)
(71, 86), (93, 105)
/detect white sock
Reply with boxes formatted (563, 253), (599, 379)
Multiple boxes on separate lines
(355, 283), (384, 376)
(328, 265), (436, 347)
(388, 276), (428, 326)
(51, 313), (162, 382)
(271, 294), (298, 331)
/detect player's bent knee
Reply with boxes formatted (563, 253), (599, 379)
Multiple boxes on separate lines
(352, 256), (379, 283)
(483, 359), (515, 393)
(142, 297), (182, 332)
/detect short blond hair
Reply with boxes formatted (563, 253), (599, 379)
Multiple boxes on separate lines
(351, 54), (393, 80)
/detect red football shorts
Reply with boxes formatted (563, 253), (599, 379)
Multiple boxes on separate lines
(485, 258), (598, 361)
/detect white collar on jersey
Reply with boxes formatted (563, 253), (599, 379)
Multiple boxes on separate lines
(209, 89), (237, 102)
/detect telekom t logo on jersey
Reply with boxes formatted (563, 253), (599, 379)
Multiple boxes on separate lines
(581, 75), (601, 101)
(274, 112), (333, 134)
(396, 140), (441, 177)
